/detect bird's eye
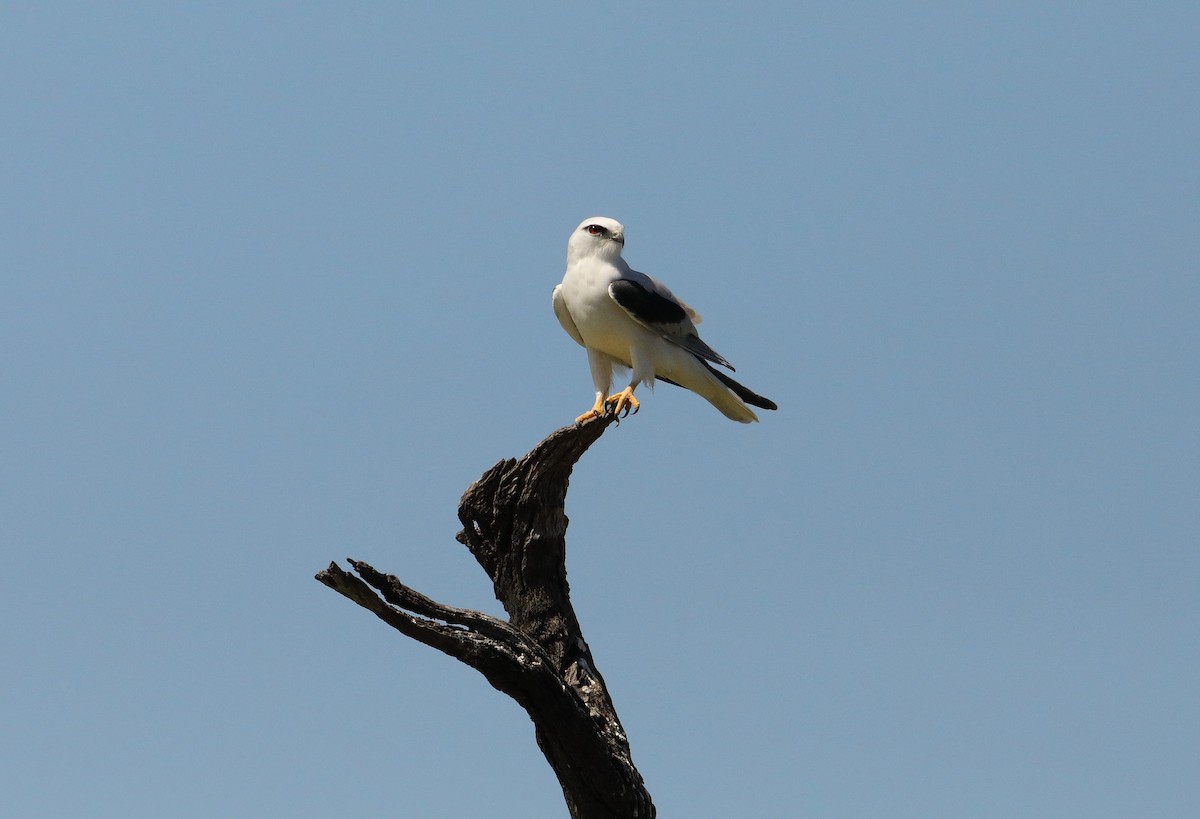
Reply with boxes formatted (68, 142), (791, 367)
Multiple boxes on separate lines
(586, 224), (606, 236)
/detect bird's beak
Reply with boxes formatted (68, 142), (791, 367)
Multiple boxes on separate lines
(612, 234), (625, 245)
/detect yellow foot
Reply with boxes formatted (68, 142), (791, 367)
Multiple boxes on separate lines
(604, 388), (640, 418)
(575, 396), (607, 425)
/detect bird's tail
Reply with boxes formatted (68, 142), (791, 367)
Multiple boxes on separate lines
(703, 362), (778, 413)
(661, 362), (777, 423)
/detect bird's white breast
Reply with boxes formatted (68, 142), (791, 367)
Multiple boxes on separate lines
(559, 257), (646, 363)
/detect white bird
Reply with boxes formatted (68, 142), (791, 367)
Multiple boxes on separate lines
(552, 216), (777, 424)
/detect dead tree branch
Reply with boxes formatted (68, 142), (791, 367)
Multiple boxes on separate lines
(316, 415), (654, 818)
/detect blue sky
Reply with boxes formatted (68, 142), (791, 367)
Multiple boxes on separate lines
(2, 3), (1197, 817)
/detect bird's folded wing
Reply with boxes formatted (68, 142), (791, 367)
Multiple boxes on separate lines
(552, 284), (585, 347)
(608, 279), (734, 370)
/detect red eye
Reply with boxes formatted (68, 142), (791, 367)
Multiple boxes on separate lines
(586, 224), (605, 236)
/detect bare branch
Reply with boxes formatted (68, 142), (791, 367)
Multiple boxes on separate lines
(317, 415), (655, 818)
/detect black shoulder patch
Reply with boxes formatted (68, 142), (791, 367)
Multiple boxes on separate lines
(609, 279), (688, 324)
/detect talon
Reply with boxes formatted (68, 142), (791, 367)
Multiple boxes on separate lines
(575, 395), (607, 425)
(604, 388), (640, 419)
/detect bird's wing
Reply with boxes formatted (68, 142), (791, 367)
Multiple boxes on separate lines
(552, 284), (586, 347)
(608, 278), (734, 370)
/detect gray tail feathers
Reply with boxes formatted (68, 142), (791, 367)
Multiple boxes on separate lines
(702, 362), (777, 411)
(659, 362), (778, 411)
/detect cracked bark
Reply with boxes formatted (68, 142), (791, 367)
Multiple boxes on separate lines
(316, 415), (654, 818)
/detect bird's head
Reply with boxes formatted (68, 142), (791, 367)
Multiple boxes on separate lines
(568, 216), (626, 262)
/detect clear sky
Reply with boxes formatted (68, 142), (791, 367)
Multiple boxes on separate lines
(3, 3), (1197, 817)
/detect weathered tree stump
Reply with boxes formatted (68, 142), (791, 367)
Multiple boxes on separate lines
(316, 415), (654, 818)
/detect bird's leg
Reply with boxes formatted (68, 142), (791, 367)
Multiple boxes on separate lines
(574, 392), (607, 425)
(574, 350), (616, 425)
(604, 386), (640, 418)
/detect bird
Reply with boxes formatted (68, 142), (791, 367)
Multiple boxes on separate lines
(552, 216), (777, 424)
